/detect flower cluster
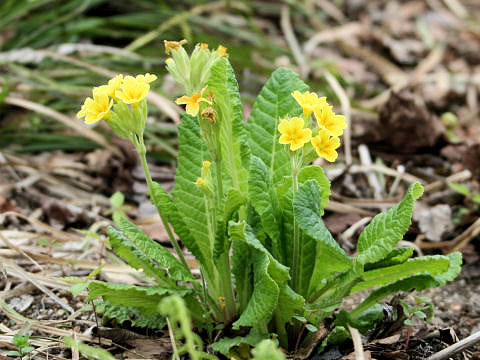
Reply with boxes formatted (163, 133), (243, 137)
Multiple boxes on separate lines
(278, 90), (346, 162)
(164, 39), (227, 100)
(77, 73), (157, 140)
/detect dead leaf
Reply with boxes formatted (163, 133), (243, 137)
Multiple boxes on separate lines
(413, 203), (454, 241)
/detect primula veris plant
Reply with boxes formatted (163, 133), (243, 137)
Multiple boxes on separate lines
(79, 40), (462, 356)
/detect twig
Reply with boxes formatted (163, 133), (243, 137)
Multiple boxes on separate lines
(358, 144), (382, 198)
(423, 169), (472, 193)
(281, 5), (310, 78)
(325, 201), (376, 217)
(0, 231), (43, 271)
(1, 259), (74, 315)
(339, 217), (372, 244)
(323, 70), (352, 165)
(426, 330), (480, 360)
(347, 325), (366, 360)
(446, 217), (480, 254)
(90, 300), (101, 346)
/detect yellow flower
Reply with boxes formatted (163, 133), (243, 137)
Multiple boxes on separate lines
(278, 117), (312, 151)
(202, 160), (211, 171)
(217, 45), (228, 57)
(165, 57), (174, 65)
(200, 43), (209, 50)
(77, 92), (113, 124)
(93, 74), (124, 100)
(115, 75), (150, 105)
(136, 73), (157, 84)
(164, 39), (187, 55)
(196, 177), (205, 186)
(175, 86), (211, 116)
(314, 104), (347, 137)
(292, 90), (327, 117)
(311, 131), (341, 162)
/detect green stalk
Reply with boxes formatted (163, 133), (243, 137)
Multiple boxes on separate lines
(135, 135), (191, 274)
(291, 150), (300, 292)
(214, 147), (236, 321)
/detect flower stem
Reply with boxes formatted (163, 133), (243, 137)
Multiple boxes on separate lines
(214, 149), (235, 322)
(291, 151), (300, 292)
(136, 136), (190, 273)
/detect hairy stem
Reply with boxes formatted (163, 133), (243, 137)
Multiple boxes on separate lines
(135, 136), (190, 274)
(214, 151), (236, 321)
(291, 151), (300, 292)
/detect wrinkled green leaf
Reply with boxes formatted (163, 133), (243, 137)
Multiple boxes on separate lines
(214, 188), (245, 261)
(114, 215), (194, 282)
(293, 180), (352, 298)
(208, 58), (250, 194)
(356, 182), (424, 264)
(108, 226), (173, 286)
(229, 222), (289, 330)
(298, 166), (331, 214)
(350, 252), (462, 318)
(247, 67), (308, 185)
(364, 247), (413, 271)
(212, 331), (264, 355)
(248, 156), (283, 259)
(353, 255), (450, 292)
(171, 114), (216, 284)
(87, 281), (189, 316)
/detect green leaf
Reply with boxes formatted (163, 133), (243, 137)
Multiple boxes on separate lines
(431, 252), (462, 285)
(229, 222), (290, 330)
(171, 114), (216, 284)
(353, 255), (450, 292)
(274, 284), (305, 347)
(293, 180), (352, 298)
(87, 281), (189, 316)
(350, 253), (461, 319)
(248, 156), (283, 259)
(307, 262), (363, 312)
(247, 67), (308, 185)
(252, 339), (286, 360)
(150, 181), (208, 279)
(208, 58), (250, 194)
(298, 166), (331, 214)
(95, 300), (166, 329)
(316, 326), (350, 355)
(232, 237), (254, 313)
(107, 226), (173, 286)
(212, 331), (264, 355)
(335, 304), (384, 333)
(356, 182), (424, 264)
(214, 188), (245, 261)
(114, 215), (194, 282)
(364, 247), (413, 271)
(71, 283), (88, 297)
